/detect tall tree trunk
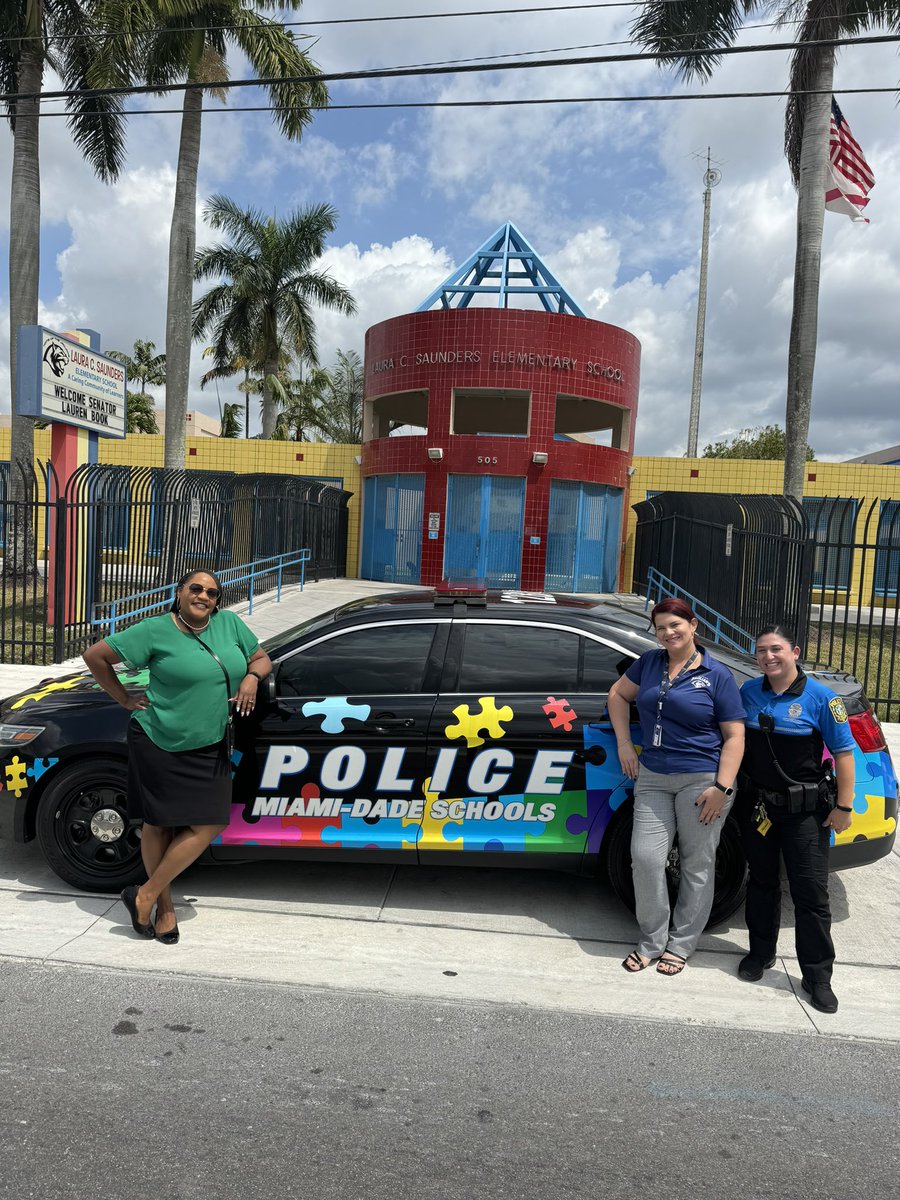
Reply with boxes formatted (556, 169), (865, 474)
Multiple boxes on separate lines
(7, 29), (42, 575)
(164, 86), (203, 469)
(783, 53), (834, 500)
(261, 358), (279, 439)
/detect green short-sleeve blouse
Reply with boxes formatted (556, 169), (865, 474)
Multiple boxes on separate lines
(106, 610), (260, 752)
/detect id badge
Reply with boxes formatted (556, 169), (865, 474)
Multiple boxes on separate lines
(652, 724), (662, 747)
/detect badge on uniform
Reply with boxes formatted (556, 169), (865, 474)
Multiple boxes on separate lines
(828, 697), (848, 723)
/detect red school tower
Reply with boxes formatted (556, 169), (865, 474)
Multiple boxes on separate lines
(360, 223), (641, 592)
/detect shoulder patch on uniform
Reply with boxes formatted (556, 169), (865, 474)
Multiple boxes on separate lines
(828, 697), (848, 724)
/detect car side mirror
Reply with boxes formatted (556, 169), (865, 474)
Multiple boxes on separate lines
(259, 671), (277, 707)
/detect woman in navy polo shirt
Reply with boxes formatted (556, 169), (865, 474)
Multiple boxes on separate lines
(608, 598), (745, 975)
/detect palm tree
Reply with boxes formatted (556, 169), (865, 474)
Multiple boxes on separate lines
(109, 339), (166, 395)
(313, 348), (364, 443)
(193, 195), (356, 439)
(125, 390), (159, 433)
(272, 365), (331, 441)
(2, 0), (127, 559)
(630, 1), (897, 498)
(219, 402), (242, 437)
(116, 0), (329, 468)
(200, 343), (260, 437)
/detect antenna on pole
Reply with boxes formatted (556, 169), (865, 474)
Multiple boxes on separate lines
(687, 148), (722, 457)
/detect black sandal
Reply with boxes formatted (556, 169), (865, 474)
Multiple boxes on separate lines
(656, 952), (687, 976)
(622, 951), (652, 973)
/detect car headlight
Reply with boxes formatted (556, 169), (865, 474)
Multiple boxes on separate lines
(0, 723), (46, 746)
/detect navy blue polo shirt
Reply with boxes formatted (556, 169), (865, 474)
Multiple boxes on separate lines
(625, 646), (745, 773)
(741, 668), (856, 789)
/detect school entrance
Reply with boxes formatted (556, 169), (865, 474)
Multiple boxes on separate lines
(544, 480), (624, 592)
(443, 474), (526, 587)
(360, 474), (424, 584)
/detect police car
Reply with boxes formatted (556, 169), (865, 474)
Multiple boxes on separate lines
(0, 587), (896, 927)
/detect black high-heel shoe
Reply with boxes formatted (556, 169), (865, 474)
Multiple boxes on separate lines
(155, 922), (180, 945)
(121, 885), (155, 938)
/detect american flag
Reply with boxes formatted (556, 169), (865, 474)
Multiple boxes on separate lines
(826, 98), (875, 223)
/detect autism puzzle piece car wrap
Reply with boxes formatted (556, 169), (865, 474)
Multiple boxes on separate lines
(402, 777), (463, 851)
(445, 697), (514, 748)
(301, 697), (371, 734)
(542, 697), (578, 732)
(831, 744), (898, 848)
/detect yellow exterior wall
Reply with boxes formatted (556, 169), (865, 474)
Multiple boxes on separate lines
(0, 430), (362, 576)
(625, 456), (900, 598)
(4, 427), (899, 590)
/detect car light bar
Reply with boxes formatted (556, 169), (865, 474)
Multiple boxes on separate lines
(848, 709), (887, 754)
(0, 723), (46, 746)
(434, 579), (488, 606)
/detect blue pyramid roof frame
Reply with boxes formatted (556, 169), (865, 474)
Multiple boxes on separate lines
(416, 222), (586, 317)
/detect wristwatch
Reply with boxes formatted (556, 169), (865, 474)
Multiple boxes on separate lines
(713, 780), (735, 798)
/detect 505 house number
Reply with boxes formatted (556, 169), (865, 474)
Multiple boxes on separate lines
(477, 456), (499, 465)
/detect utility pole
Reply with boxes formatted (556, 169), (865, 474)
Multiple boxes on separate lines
(687, 150), (721, 458)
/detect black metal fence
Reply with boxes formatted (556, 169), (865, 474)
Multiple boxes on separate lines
(0, 461), (351, 665)
(632, 492), (900, 720)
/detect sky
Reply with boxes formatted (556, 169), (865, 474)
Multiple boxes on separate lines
(0, 1), (898, 456)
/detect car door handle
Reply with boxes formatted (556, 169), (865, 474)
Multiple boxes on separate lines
(573, 746), (607, 766)
(372, 717), (415, 730)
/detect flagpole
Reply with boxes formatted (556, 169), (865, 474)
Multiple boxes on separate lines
(687, 150), (721, 457)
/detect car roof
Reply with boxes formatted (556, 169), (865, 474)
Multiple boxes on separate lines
(264, 589), (662, 656)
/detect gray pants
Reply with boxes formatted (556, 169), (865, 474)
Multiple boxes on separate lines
(631, 767), (733, 961)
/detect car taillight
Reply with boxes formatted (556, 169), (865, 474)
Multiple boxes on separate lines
(848, 709), (887, 753)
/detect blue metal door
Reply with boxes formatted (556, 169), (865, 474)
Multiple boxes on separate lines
(444, 475), (525, 586)
(544, 481), (624, 592)
(361, 474), (424, 583)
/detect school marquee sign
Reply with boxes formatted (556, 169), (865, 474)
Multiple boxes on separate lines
(16, 326), (127, 439)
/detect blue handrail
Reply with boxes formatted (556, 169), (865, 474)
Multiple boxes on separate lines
(644, 567), (753, 654)
(92, 549), (311, 634)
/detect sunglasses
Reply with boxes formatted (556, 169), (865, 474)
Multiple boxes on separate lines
(186, 583), (221, 600)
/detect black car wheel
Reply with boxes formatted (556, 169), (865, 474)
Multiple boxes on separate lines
(35, 759), (144, 892)
(603, 808), (747, 928)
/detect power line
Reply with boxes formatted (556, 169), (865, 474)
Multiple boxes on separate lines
(28, 86), (900, 120)
(0, 3), (705, 46)
(4, 32), (899, 105)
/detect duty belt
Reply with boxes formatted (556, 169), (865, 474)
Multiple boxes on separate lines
(742, 777), (831, 806)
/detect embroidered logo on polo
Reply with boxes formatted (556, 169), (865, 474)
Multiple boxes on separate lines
(688, 677), (711, 689)
(788, 703), (803, 719)
(829, 697), (849, 723)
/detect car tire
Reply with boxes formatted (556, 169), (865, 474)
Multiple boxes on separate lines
(35, 759), (144, 892)
(603, 808), (747, 928)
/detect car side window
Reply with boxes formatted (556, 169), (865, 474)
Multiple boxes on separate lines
(457, 624), (580, 692)
(581, 640), (634, 692)
(278, 624), (437, 697)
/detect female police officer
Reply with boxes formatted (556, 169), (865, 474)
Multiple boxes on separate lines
(737, 625), (855, 1013)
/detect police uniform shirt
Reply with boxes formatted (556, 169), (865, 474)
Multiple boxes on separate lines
(740, 667), (856, 791)
(624, 646), (745, 774)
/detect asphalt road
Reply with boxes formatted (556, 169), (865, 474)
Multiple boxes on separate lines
(1, 960), (897, 1200)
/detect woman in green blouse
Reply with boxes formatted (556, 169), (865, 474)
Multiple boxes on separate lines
(84, 569), (272, 944)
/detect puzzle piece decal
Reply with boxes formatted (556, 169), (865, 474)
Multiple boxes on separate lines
(444, 697), (513, 748)
(301, 697), (371, 734)
(543, 696), (577, 732)
(402, 776), (463, 851)
(26, 757), (60, 782)
(229, 748), (243, 780)
(4, 756), (30, 798)
(442, 797), (546, 853)
(321, 812), (410, 850)
(9, 677), (85, 711)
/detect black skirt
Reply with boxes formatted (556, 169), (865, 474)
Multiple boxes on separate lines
(127, 720), (232, 826)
